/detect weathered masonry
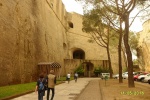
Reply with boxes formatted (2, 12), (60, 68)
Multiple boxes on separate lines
(138, 19), (150, 72)
(0, 0), (123, 86)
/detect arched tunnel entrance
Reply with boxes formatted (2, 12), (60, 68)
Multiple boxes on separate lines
(73, 49), (85, 59)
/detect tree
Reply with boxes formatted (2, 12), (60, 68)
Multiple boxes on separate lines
(129, 32), (139, 57)
(76, 0), (150, 88)
(82, 8), (119, 78)
(118, 17), (124, 83)
(76, 0), (125, 83)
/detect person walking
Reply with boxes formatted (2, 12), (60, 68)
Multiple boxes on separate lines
(35, 73), (46, 100)
(43, 71), (48, 93)
(46, 70), (56, 100)
(74, 72), (78, 82)
(67, 73), (71, 84)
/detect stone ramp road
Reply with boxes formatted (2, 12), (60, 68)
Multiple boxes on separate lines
(10, 78), (101, 100)
(75, 80), (102, 100)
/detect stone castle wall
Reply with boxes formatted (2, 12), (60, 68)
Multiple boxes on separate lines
(0, 0), (124, 86)
(0, 0), (67, 86)
(66, 13), (124, 74)
(138, 19), (150, 72)
(64, 59), (108, 76)
(67, 13), (108, 60)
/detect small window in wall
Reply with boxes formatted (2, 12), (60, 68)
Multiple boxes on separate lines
(73, 49), (85, 59)
(68, 21), (73, 28)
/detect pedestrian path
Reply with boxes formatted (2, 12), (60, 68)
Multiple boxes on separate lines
(11, 78), (100, 100)
(75, 79), (102, 100)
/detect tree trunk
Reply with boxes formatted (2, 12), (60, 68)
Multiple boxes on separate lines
(118, 19), (123, 83)
(123, 13), (135, 88)
(106, 46), (113, 78)
(121, 46), (128, 69)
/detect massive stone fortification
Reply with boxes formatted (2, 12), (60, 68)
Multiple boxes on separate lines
(138, 19), (150, 72)
(0, 0), (124, 86)
(0, 0), (68, 86)
(65, 12), (123, 75)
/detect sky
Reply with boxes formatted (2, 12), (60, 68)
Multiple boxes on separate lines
(62, 0), (143, 32)
(62, 0), (83, 14)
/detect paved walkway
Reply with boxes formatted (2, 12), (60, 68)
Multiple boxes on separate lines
(75, 79), (102, 100)
(11, 78), (101, 100)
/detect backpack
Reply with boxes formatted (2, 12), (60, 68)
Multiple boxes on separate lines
(38, 79), (44, 91)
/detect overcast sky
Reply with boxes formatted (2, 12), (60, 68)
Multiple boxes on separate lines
(62, 0), (83, 14)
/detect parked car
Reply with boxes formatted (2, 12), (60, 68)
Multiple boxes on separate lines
(113, 72), (136, 79)
(143, 74), (150, 83)
(101, 73), (110, 79)
(133, 72), (147, 81)
(137, 73), (150, 82)
(133, 74), (140, 81)
(122, 72), (137, 79)
(113, 74), (119, 79)
(113, 74), (125, 79)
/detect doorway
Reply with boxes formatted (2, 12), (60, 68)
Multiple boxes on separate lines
(83, 62), (94, 77)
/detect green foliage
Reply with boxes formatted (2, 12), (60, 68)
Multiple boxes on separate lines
(123, 67), (128, 72)
(129, 32), (139, 50)
(94, 67), (102, 76)
(129, 32), (139, 56)
(82, 8), (119, 48)
(0, 82), (36, 99)
(133, 59), (139, 65)
(74, 64), (84, 76)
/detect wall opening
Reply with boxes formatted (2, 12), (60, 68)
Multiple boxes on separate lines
(73, 49), (85, 59)
(68, 21), (73, 28)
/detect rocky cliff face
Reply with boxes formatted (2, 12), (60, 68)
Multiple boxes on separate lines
(0, 0), (67, 86)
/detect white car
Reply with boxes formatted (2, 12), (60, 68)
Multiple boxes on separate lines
(113, 73), (127, 79)
(143, 74), (150, 83)
(122, 72), (128, 79)
(101, 73), (110, 79)
(113, 72), (136, 79)
(137, 73), (150, 82)
(113, 74), (119, 79)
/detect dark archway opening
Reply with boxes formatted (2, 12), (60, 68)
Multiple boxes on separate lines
(73, 49), (85, 59)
